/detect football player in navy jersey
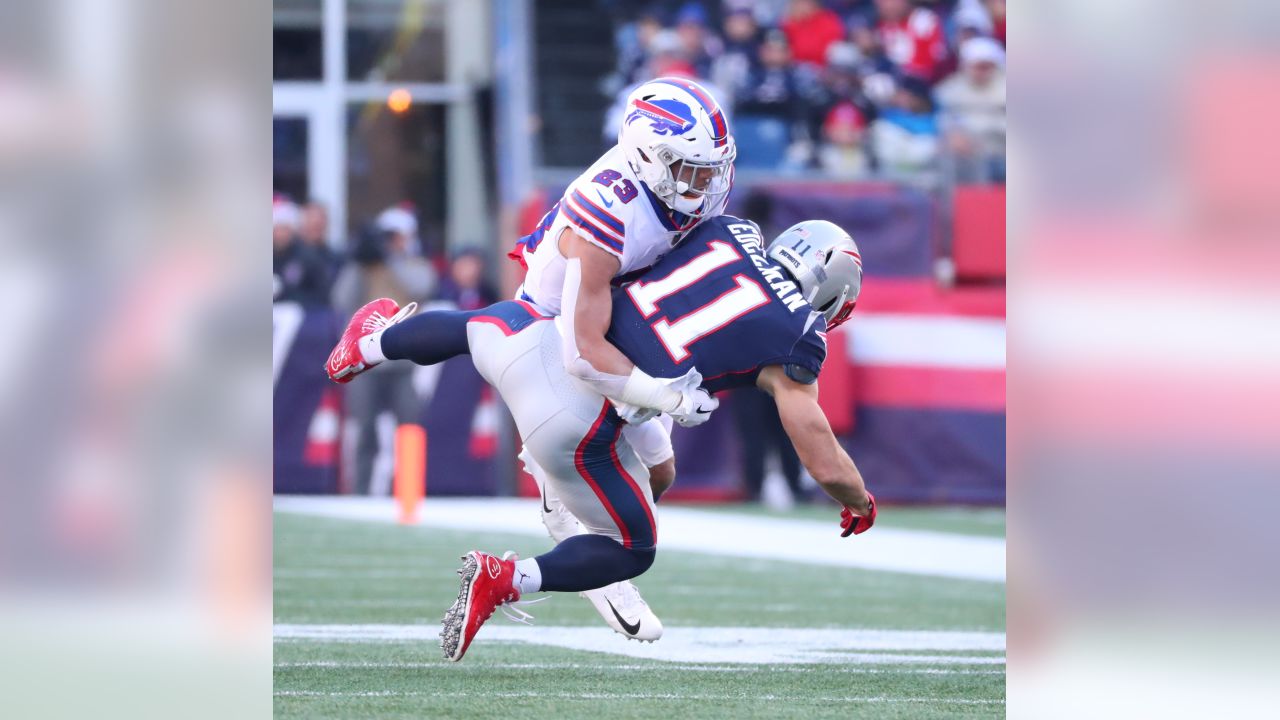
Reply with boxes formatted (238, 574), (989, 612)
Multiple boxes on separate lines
(608, 217), (835, 396)
(415, 216), (876, 661)
(327, 77), (736, 640)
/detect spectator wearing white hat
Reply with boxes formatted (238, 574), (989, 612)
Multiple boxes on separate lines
(273, 195), (300, 249)
(818, 101), (872, 179)
(332, 203), (438, 495)
(273, 194), (332, 307)
(935, 36), (1006, 183)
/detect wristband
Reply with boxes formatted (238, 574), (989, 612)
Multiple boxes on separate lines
(618, 367), (682, 413)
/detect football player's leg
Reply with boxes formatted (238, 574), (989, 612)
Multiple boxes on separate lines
(377, 307), (483, 365)
(527, 421), (665, 542)
(622, 415), (675, 501)
(578, 415), (668, 641)
(467, 318), (658, 577)
(379, 300), (550, 367)
(439, 313), (562, 662)
(520, 446), (581, 542)
(523, 409), (665, 641)
(520, 401), (658, 593)
(534, 416), (672, 615)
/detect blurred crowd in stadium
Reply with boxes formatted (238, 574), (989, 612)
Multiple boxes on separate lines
(273, 0), (1007, 506)
(601, 0), (1005, 184)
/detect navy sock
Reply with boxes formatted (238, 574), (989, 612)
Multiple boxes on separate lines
(534, 534), (656, 592)
(380, 309), (481, 365)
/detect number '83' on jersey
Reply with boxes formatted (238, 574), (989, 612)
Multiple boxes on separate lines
(606, 215), (829, 393)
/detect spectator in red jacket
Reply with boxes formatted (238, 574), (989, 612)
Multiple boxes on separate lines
(875, 0), (948, 81)
(781, 0), (847, 68)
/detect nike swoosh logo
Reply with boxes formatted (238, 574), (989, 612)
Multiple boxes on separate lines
(595, 189), (616, 209)
(541, 486), (552, 514)
(605, 598), (641, 635)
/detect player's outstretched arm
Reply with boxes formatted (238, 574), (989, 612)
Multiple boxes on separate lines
(758, 365), (876, 534)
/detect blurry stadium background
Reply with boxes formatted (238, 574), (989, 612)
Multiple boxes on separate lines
(272, 0), (1006, 506)
(273, 1), (1005, 714)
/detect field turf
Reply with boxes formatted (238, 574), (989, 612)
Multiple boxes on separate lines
(274, 503), (1005, 718)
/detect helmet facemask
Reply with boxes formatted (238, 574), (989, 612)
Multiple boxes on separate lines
(647, 143), (736, 219)
(816, 285), (857, 330)
(668, 154), (735, 218)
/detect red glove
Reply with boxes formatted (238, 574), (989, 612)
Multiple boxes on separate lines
(839, 493), (877, 537)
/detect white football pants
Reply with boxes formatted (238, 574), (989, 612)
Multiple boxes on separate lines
(467, 308), (660, 550)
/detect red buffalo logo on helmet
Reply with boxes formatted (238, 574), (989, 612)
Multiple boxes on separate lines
(627, 98), (697, 136)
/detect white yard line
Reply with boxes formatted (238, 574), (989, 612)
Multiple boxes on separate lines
(276, 660), (1004, 674)
(274, 496), (1006, 583)
(273, 624), (1005, 665)
(275, 659), (1004, 673)
(275, 689), (1004, 704)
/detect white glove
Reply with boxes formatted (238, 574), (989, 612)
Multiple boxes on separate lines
(666, 368), (719, 428)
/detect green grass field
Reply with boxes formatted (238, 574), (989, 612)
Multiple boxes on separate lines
(274, 502), (1005, 718)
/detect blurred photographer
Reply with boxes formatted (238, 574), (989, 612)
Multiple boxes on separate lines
(332, 204), (438, 494)
(334, 204), (438, 307)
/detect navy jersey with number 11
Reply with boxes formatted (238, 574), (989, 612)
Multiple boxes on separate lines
(606, 215), (828, 393)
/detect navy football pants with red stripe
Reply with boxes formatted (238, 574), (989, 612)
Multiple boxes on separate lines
(464, 303), (661, 591)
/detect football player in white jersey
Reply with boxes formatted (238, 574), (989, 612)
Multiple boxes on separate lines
(326, 77), (737, 641)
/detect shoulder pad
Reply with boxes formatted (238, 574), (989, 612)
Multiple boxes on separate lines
(562, 174), (632, 257)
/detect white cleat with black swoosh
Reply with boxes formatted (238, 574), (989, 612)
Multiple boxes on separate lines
(582, 580), (663, 643)
(524, 448), (664, 642)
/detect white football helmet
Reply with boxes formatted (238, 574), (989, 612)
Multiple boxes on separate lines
(767, 220), (864, 330)
(618, 77), (736, 219)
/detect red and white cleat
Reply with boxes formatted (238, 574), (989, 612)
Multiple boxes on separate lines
(324, 298), (417, 383)
(440, 551), (521, 662)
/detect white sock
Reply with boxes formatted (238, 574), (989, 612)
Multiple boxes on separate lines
(513, 558), (542, 595)
(358, 330), (387, 364)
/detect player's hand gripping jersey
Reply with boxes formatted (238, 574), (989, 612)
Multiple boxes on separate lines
(606, 215), (828, 392)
